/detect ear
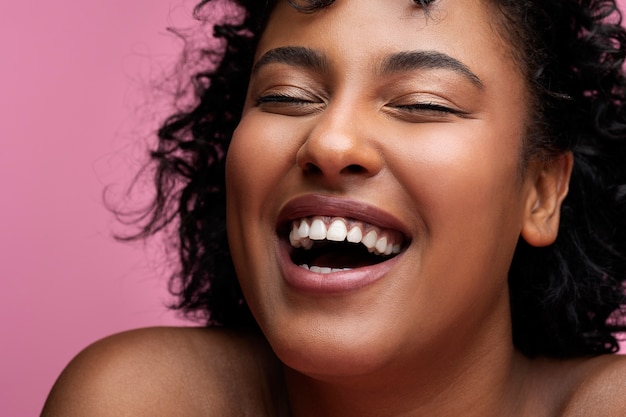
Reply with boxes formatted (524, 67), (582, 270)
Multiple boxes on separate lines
(521, 152), (573, 247)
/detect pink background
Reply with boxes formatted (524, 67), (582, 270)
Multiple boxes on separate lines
(0, 1), (192, 415)
(1, 1), (625, 416)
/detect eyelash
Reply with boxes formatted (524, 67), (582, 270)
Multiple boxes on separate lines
(394, 102), (463, 116)
(256, 93), (315, 105)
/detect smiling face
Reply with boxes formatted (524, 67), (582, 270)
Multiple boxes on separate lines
(226, 0), (543, 378)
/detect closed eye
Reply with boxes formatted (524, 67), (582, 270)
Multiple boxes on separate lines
(257, 94), (314, 105)
(385, 101), (471, 123)
(394, 102), (466, 116)
(255, 92), (324, 116)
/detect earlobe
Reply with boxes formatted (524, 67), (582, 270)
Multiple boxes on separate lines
(521, 152), (574, 247)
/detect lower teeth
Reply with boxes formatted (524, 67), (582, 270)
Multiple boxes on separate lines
(300, 264), (353, 274)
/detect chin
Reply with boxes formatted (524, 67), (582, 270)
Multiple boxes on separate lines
(267, 320), (402, 379)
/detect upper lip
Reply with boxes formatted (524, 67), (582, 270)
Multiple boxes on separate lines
(276, 194), (411, 239)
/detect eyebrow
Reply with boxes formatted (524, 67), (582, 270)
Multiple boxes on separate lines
(253, 46), (329, 74)
(253, 46), (483, 90)
(381, 51), (484, 89)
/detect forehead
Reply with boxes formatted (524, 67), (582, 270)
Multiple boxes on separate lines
(253, 0), (530, 114)
(258, 0), (514, 78)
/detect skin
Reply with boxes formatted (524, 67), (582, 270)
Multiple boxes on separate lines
(41, 1), (626, 416)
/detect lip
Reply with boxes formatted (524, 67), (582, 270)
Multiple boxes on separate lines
(276, 194), (411, 235)
(276, 194), (410, 294)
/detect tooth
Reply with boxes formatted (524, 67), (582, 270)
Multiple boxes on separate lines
(392, 244), (401, 254)
(299, 264), (309, 270)
(309, 217), (327, 240)
(302, 238), (314, 250)
(362, 230), (378, 250)
(290, 224), (302, 247)
(327, 219), (347, 241)
(309, 265), (333, 274)
(346, 225), (363, 243)
(384, 242), (393, 255)
(375, 236), (388, 254)
(297, 219), (310, 239)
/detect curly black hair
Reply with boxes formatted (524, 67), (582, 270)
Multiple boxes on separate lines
(130, 0), (626, 358)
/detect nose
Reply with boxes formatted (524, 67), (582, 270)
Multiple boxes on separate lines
(296, 107), (383, 186)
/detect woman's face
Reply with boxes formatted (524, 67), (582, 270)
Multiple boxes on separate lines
(227, 0), (537, 377)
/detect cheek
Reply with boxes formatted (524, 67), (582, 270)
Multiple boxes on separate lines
(225, 120), (280, 320)
(227, 121), (272, 207)
(392, 121), (523, 213)
(384, 127), (525, 333)
(390, 122), (525, 270)
(225, 114), (302, 286)
(227, 115), (295, 216)
(226, 113), (302, 202)
(226, 120), (275, 273)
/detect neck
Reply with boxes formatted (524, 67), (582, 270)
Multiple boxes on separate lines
(283, 308), (531, 417)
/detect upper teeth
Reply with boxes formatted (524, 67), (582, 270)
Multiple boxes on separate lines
(289, 216), (402, 256)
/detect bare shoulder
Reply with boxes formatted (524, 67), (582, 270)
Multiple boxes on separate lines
(41, 327), (286, 417)
(559, 354), (626, 416)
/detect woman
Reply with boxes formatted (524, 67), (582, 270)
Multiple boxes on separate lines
(42, 0), (626, 415)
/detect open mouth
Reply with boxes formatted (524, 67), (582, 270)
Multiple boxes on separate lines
(285, 216), (407, 274)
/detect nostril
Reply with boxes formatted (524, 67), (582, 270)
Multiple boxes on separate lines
(342, 164), (367, 174)
(302, 162), (323, 175)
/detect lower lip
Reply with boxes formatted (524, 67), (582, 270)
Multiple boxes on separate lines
(277, 240), (402, 294)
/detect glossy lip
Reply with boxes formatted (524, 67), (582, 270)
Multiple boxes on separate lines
(276, 194), (411, 294)
(276, 194), (411, 235)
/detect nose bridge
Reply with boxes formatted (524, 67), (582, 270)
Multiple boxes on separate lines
(296, 96), (383, 182)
